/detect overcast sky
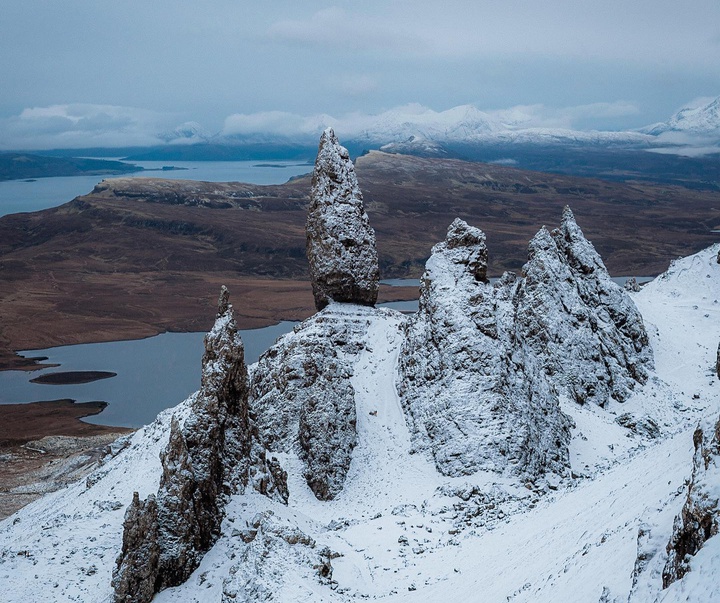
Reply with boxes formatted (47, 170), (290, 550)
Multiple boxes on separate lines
(2, 0), (719, 149)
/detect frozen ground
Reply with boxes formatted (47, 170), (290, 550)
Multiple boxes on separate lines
(2, 245), (720, 602)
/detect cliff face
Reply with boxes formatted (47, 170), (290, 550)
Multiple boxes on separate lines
(112, 288), (287, 602)
(663, 416), (720, 588)
(306, 128), (380, 311)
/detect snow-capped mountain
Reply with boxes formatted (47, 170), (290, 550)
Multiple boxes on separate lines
(642, 96), (720, 137)
(2, 130), (720, 602)
(158, 121), (211, 144)
(144, 96), (720, 157)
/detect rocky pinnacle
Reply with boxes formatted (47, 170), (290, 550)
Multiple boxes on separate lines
(306, 128), (379, 311)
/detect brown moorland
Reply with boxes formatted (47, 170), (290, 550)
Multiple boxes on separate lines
(1, 150), (720, 373)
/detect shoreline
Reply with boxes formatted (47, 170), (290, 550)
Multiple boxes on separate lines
(0, 399), (134, 520)
(0, 283), (420, 372)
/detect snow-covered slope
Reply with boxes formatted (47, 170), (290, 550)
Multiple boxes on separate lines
(2, 122), (720, 601)
(0, 242), (718, 601)
(2, 244), (720, 602)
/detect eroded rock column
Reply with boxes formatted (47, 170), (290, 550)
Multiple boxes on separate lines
(306, 128), (379, 311)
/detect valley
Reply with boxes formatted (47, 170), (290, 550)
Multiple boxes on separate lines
(1, 151), (720, 372)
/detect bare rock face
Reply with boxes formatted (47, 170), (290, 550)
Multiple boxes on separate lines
(250, 305), (368, 500)
(113, 287), (288, 602)
(515, 207), (652, 407)
(716, 342), (720, 379)
(306, 128), (380, 311)
(112, 493), (160, 603)
(662, 417), (720, 588)
(397, 219), (572, 479)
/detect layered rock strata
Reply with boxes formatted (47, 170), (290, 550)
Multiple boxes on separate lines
(306, 128), (380, 311)
(663, 416), (720, 588)
(397, 218), (573, 479)
(113, 288), (288, 603)
(515, 207), (652, 406)
(249, 305), (368, 500)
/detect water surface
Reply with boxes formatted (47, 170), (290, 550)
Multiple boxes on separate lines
(0, 160), (312, 217)
(0, 322), (297, 428)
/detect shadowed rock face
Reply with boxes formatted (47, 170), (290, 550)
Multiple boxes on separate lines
(112, 493), (160, 603)
(112, 287), (288, 603)
(250, 305), (370, 501)
(306, 128), (379, 311)
(663, 417), (720, 588)
(397, 218), (573, 480)
(516, 206), (653, 407)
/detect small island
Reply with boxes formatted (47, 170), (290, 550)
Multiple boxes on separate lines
(30, 371), (118, 385)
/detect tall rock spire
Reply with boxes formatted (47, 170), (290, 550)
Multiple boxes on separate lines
(306, 128), (380, 311)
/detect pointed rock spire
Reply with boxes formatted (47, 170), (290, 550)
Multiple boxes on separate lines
(113, 287), (288, 603)
(306, 128), (379, 311)
(397, 218), (572, 480)
(517, 208), (653, 406)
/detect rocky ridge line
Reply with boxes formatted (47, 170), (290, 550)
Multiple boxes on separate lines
(112, 287), (288, 603)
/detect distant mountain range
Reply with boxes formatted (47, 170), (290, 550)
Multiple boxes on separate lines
(641, 97), (720, 137)
(148, 96), (720, 157)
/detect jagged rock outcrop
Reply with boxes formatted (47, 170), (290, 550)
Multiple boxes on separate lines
(716, 342), (720, 379)
(306, 128), (380, 311)
(397, 218), (573, 479)
(515, 207), (652, 406)
(113, 287), (288, 602)
(662, 416), (720, 588)
(250, 305), (369, 500)
(112, 493), (160, 603)
(624, 277), (641, 292)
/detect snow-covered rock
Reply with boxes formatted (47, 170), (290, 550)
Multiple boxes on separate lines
(306, 128), (379, 311)
(663, 416), (720, 587)
(397, 218), (573, 479)
(113, 287), (287, 602)
(249, 304), (375, 501)
(8, 174), (720, 601)
(516, 207), (653, 406)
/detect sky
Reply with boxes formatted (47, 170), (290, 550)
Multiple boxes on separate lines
(1, 0), (719, 149)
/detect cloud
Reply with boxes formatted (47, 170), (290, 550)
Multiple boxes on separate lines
(0, 104), (180, 150)
(221, 111), (338, 140)
(486, 102), (641, 130)
(266, 7), (427, 54)
(220, 101), (644, 143)
(265, 1), (720, 69)
(338, 74), (379, 97)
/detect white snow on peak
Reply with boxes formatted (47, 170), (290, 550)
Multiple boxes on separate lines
(641, 96), (720, 138)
